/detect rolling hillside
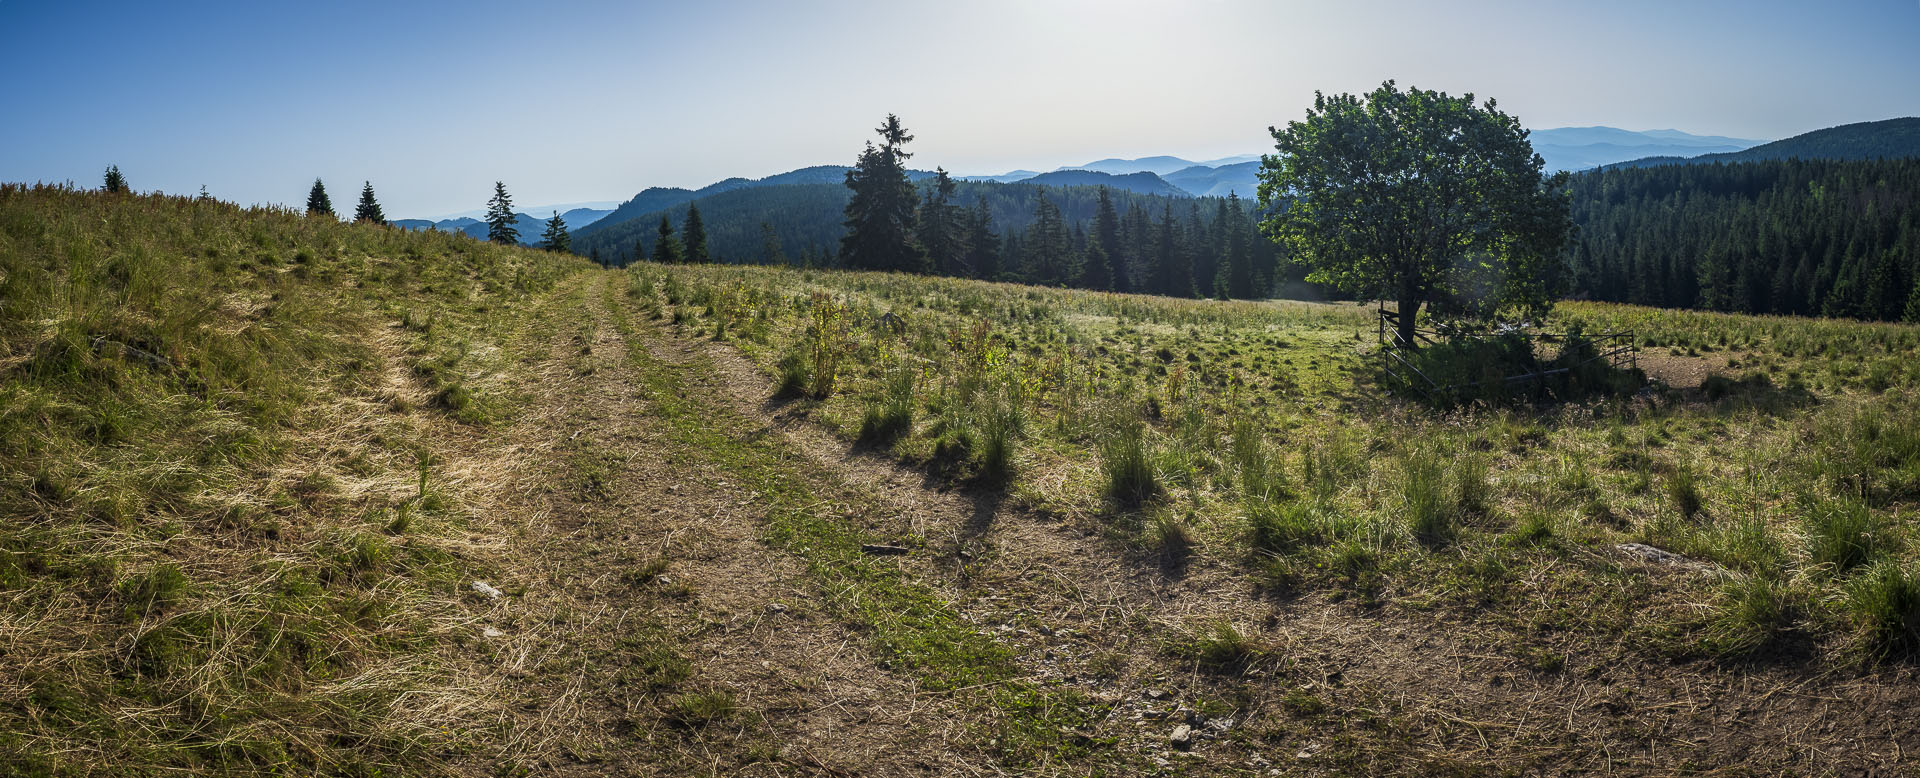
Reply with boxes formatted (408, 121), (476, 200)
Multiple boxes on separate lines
(1607, 117), (1920, 169)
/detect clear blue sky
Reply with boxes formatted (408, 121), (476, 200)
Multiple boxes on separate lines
(3, 0), (1916, 217)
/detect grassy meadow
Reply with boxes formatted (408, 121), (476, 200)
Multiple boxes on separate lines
(5, 184), (1920, 775)
(631, 261), (1920, 662)
(0, 184), (585, 774)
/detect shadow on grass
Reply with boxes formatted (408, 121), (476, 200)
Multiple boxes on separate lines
(1383, 333), (1646, 409)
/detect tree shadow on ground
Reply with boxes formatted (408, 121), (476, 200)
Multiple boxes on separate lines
(1383, 333), (1649, 410)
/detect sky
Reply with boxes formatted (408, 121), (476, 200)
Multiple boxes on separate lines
(3, 0), (1917, 218)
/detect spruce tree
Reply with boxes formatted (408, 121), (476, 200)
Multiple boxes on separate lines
(1023, 196), (1072, 285)
(103, 165), (127, 194)
(485, 181), (519, 244)
(918, 169), (964, 275)
(307, 179), (334, 217)
(1093, 187), (1126, 291)
(651, 216), (684, 263)
(354, 181), (386, 225)
(963, 198), (1000, 279)
(839, 114), (928, 273)
(541, 211), (571, 253)
(1224, 193), (1255, 298)
(683, 204), (709, 263)
(1078, 240), (1112, 290)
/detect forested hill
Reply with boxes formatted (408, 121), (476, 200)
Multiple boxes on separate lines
(1566, 157), (1920, 321)
(577, 166), (938, 245)
(1607, 117), (1920, 169)
(572, 179), (1198, 267)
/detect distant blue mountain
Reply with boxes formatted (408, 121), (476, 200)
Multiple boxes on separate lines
(394, 212), (598, 246)
(1528, 127), (1765, 171)
(958, 169), (1040, 184)
(1013, 170), (1189, 196)
(1060, 155), (1200, 176)
(1162, 162), (1260, 199)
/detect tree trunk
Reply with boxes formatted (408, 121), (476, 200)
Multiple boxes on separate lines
(1397, 296), (1421, 350)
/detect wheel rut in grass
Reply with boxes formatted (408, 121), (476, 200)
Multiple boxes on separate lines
(636, 291), (1920, 776)
(462, 273), (975, 776)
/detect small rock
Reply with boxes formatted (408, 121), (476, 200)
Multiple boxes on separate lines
(1144, 688), (1168, 700)
(471, 580), (504, 600)
(1170, 724), (1193, 750)
(1207, 717), (1234, 733)
(482, 626), (506, 638)
(766, 603), (789, 614)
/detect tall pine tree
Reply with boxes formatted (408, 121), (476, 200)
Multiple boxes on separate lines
(839, 114), (928, 273)
(485, 182), (518, 245)
(1023, 196), (1073, 285)
(652, 216), (685, 263)
(683, 203), (710, 263)
(963, 198), (1000, 279)
(919, 169), (964, 276)
(541, 211), (571, 254)
(307, 179), (333, 218)
(103, 165), (127, 194)
(1093, 187), (1126, 292)
(354, 181), (386, 225)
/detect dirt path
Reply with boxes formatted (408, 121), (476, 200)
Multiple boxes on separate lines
(444, 274), (980, 776)
(637, 284), (1920, 776)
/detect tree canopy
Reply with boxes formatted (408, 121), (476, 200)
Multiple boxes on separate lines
(1257, 80), (1572, 346)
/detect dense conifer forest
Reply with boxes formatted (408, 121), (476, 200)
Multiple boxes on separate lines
(1565, 158), (1920, 321)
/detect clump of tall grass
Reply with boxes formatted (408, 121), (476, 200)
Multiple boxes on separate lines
(1667, 464), (1704, 521)
(1802, 494), (1888, 574)
(1701, 575), (1799, 658)
(1230, 416), (1283, 499)
(1247, 498), (1325, 555)
(1100, 420), (1159, 509)
(977, 386), (1024, 483)
(1846, 561), (1920, 656)
(858, 362), (916, 446)
(1402, 447), (1453, 542)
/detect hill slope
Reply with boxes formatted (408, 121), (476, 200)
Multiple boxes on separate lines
(1608, 117), (1920, 169)
(0, 184), (588, 773)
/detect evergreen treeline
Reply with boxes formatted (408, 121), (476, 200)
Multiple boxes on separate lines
(572, 181), (1288, 298)
(1566, 158), (1920, 321)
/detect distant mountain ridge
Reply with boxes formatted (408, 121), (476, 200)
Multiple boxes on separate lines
(957, 128), (1769, 190)
(1012, 170), (1188, 196)
(1605, 117), (1920, 169)
(576, 165), (937, 242)
(392, 207), (611, 245)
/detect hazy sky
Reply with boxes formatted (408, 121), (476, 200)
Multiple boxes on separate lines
(4, 0), (1917, 217)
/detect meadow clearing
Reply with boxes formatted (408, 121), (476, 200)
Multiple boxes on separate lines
(5, 185), (1919, 775)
